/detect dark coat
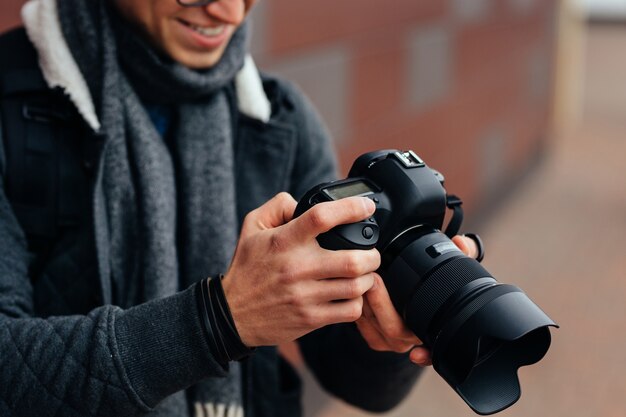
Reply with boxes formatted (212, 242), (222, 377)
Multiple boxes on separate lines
(0, 28), (420, 417)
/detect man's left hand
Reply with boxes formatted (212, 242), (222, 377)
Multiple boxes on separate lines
(355, 235), (479, 366)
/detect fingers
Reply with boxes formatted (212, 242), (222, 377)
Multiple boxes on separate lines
(359, 299), (433, 364)
(452, 235), (479, 259)
(289, 197), (375, 241)
(355, 316), (397, 352)
(253, 246), (379, 284)
(409, 346), (432, 366)
(365, 275), (421, 344)
(312, 249), (380, 280)
(316, 296), (364, 326)
(309, 274), (376, 302)
(244, 192), (297, 232)
(360, 295), (433, 364)
(355, 274), (425, 355)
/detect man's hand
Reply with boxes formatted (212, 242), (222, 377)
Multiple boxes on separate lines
(223, 192), (480, 360)
(355, 235), (480, 367)
(222, 193), (380, 347)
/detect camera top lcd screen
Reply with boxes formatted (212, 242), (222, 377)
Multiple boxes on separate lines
(324, 181), (375, 200)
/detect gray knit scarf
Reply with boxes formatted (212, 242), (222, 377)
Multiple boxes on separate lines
(58, 0), (246, 415)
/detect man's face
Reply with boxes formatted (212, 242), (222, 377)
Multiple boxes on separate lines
(113, 0), (253, 69)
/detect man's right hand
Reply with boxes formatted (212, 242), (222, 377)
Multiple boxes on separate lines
(221, 192), (380, 347)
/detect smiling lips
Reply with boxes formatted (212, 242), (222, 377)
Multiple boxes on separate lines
(178, 19), (226, 37)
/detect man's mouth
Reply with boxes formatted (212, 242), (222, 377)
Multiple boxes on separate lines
(179, 20), (226, 37)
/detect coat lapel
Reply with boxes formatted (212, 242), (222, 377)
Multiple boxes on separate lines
(235, 116), (296, 225)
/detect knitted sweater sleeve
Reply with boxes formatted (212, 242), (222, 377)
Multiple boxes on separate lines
(279, 80), (423, 412)
(0, 120), (227, 416)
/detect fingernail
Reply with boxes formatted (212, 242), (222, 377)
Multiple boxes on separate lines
(370, 275), (378, 290)
(410, 356), (425, 366)
(362, 197), (375, 213)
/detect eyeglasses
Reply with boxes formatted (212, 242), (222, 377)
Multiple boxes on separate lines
(176, 0), (219, 6)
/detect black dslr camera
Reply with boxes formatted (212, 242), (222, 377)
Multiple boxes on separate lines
(295, 150), (557, 415)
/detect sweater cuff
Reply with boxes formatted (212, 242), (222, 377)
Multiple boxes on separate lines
(113, 284), (227, 408)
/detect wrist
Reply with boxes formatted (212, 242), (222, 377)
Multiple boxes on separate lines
(220, 274), (254, 347)
(196, 276), (255, 366)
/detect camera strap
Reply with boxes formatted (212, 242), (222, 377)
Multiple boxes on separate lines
(445, 194), (463, 238)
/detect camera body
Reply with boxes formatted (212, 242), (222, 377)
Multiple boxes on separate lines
(295, 150), (461, 321)
(295, 150), (557, 415)
(297, 150), (446, 248)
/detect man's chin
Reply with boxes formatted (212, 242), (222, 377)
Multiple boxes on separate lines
(169, 47), (226, 69)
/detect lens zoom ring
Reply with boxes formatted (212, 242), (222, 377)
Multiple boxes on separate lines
(405, 257), (492, 340)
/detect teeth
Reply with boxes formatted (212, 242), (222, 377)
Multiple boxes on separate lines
(189, 23), (225, 37)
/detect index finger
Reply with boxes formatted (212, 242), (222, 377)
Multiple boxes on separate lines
(365, 274), (422, 344)
(288, 197), (376, 241)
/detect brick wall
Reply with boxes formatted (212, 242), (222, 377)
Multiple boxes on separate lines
(251, 0), (558, 212)
(0, 0), (22, 31)
(0, 0), (558, 213)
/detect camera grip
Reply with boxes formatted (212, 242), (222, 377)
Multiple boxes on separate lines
(294, 186), (380, 250)
(316, 220), (380, 251)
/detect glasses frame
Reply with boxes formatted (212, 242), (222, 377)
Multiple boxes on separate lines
(176, 0), (219, 6)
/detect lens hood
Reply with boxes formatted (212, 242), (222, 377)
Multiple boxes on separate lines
(432, 287), (558, 415)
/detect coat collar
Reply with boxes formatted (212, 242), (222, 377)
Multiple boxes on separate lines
(21, 0), (272, 132)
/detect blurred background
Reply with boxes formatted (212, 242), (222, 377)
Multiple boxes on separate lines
(1, 0), (625, 416)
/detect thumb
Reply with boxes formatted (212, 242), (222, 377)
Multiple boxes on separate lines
(248, 192), (298, 231)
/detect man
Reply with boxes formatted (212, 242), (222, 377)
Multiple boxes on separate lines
(0, 0), (479, 416)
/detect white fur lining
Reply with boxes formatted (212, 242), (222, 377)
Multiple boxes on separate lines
(22, 0), (101, 131)
(21, 0), (272, 132)
(235, 55), (271, 123)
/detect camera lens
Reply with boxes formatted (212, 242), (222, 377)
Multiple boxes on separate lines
(296, 149), (558, 414)
(380, 226), (557, 415)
